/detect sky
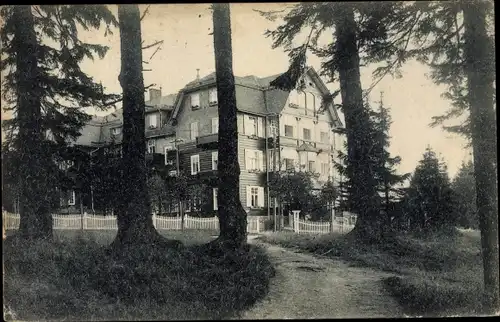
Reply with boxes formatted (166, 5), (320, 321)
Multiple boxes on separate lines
(2, 4), (472, 178)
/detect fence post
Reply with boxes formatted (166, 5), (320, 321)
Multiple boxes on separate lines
(292, 210), (300, 233)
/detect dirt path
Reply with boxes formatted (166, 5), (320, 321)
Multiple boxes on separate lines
(239, 237), (404, 319)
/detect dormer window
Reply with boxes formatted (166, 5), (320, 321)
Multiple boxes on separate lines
(191, 93), (200, 109)
(209, 88), (218, 105)
(149, 114), (158, 129)
(111, 127), (121, 136)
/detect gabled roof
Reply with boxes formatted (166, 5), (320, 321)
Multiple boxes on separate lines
(146, 93), (178, 109)
(297, 142), (320, 153)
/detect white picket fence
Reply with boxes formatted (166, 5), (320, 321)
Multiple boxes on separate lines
(2, 212), (263, 234)
(296, 219), (354, 234)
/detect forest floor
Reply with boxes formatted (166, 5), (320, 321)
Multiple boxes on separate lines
(255, 229), (485, 317)
(3, 230), (274, 321)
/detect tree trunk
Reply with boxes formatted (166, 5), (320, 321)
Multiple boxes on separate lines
(333, 6), (383, 242)
(462, 2), (499, 313)
(111, 5), (171, 249)
(14, 5), (53, 240)
(212, 3), (247, 248)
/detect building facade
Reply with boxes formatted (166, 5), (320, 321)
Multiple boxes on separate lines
(66, 67), (345, 216)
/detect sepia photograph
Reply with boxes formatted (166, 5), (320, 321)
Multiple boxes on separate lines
(1, 2), (498, 320)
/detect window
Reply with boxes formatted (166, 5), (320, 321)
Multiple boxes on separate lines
(288, 90), (299, 108)
(191, 93), (200, 109)
(321, 163), (330, 176)
(303, 128), (311, 140)
(213, 188), (218, 210)
(248, 116), (258, 136)
(299, 91), (307, 107)
(306, 92), (316, 112)
(149, 114), (158, 128)
(284, 158), (295, 170)
(147, 139), (156, 154)
(190, 154), (200, 175)
(68, 190), (76, 206)
(245, 149), (263, 171)
(190, 122), (199, 140)
(111, 127), (121, 136)
(284, 125), (294, 137)
(209, 88), (218, 105)
(211, 117), (219, 134)
(164, 145), (176, 166)
(308, 160), (316, 173)
(320, 131), (329, 143)
(212, 151), (218, 170)
(247, 186), (264, 208)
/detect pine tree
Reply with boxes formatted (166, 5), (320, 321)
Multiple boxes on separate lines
(452, 160), (478, 229)
(370, 92), (410, 228)
(1, 5), (118, 239)
(258, 2), (407, 242)
(211, 3), (248, 248)
(406, 147), (457, 233)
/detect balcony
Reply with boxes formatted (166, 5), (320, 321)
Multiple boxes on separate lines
(196, 133), (218, 149)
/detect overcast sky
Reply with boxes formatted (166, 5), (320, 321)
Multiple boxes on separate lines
(3, 4), (472, 178)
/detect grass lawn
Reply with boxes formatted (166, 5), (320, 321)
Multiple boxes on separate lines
(3, 229), (275, 321)
(258, 229), (484, 317)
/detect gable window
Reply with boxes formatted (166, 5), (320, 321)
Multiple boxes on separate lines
(149, 114), (158, 128)
(288, 90), (299, 108)
(212, 151), (218, 170)
(213, 188), (218, 210)
(247, 186), (264, 208)
(190, 154), (200, 175)
(191, 93), (200, 109)
(209, 88), (218, 105)
(284, 125), (294, 137)
(320, 131), (329, 143)
(147, 139), (156, 154)
(303, 128), (311, 141)
(305, 92), (316, 114)
(190, 122), (199, 140)
(299, 91), (307, 107)
(111, 127), (121, 136)
(211, 117), (219, 134)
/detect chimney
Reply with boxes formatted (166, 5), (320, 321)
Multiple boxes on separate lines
(196, 69), (200, 80)
(149, 88), (162, 102)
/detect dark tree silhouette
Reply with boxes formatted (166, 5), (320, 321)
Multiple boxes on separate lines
(211, 3), (247, 248)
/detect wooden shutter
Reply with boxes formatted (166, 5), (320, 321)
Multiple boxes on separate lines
(246, 186), (252, 208)
(258, 187), (265, 207)
(257, 117), (264, 137)
(213, 188), (218, 210)
(244, 149), (250, 170)
(258, 151), (264, 171)
(243, 115), (251, 135)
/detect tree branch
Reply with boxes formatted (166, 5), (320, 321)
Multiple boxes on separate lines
(140, 5), (151, 21)
(142, 40), (164, 50)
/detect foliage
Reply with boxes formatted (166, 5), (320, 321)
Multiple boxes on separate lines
(1, 5), (118, 223)
(405, 147), (459, 233)
(451, 160), (478, 229)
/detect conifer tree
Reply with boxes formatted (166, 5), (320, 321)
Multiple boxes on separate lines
(1, 5), (118, 239)
(451, 160), (478, 229)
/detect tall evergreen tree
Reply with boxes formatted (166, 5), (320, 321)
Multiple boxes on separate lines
(211, 3), (247, 248)
(406, 147), (458, 233)
(259, 2), (407, 242)
(111, 4), (170, 248)
(370, 92), (410, 227)
(1, 5), (118, 239)
(452, 160), (478, 229)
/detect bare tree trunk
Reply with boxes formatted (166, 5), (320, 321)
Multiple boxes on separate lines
(212, 3), (247, 248)
(14, 5), (53, 240)
(112, 5), (173, 249)
(333, 6), (383, 242)
(462, 1), (499, 313)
